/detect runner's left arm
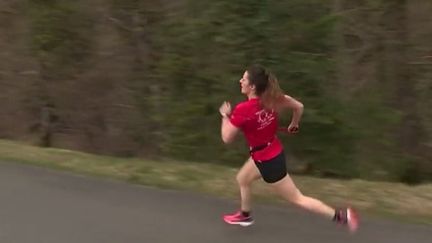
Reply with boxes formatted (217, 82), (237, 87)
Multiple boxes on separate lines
(219, 101), (240, 143)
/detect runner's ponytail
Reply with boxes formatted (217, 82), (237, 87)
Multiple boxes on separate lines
(247, 65), (284, 111)
(260, 71), (284, 111)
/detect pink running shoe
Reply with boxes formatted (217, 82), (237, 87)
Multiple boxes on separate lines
(334, 207), (359, 233)
(223, 211), (254, 226)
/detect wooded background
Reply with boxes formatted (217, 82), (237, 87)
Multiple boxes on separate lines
(0, 0), (431, 183)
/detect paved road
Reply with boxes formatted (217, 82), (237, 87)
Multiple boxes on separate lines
(0, 162), (430, 243)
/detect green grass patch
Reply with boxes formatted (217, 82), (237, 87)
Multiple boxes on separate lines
(1, 139), (432, 224)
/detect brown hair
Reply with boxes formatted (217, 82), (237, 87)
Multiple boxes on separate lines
(246, 65), (284, 110)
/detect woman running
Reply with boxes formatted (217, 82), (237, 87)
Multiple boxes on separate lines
(219, 64), (358, 232)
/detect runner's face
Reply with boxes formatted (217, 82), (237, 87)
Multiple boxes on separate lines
(240, 71), (254, 95)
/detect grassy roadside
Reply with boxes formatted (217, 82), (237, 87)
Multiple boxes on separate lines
(1, 139), (431, 224)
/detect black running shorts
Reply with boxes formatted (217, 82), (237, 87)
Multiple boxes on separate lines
(254, 151), (287, 183)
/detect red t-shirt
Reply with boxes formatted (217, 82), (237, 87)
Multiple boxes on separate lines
(229, 98), (283, 162)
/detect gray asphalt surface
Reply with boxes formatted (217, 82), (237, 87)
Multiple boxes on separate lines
(0, 162), (431, 243)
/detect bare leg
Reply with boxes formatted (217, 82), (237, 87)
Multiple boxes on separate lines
(271, 174), (335, 219)
(236, 157), (262, 212)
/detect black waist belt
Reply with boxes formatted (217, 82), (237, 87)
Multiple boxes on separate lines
(249, 137), (275, 154)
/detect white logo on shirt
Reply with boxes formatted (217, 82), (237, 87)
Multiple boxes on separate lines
(255, 110), (275, 130)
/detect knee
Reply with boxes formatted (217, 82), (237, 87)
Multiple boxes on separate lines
(236, 173), (250, 187)
(286, 190), (304, 205)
